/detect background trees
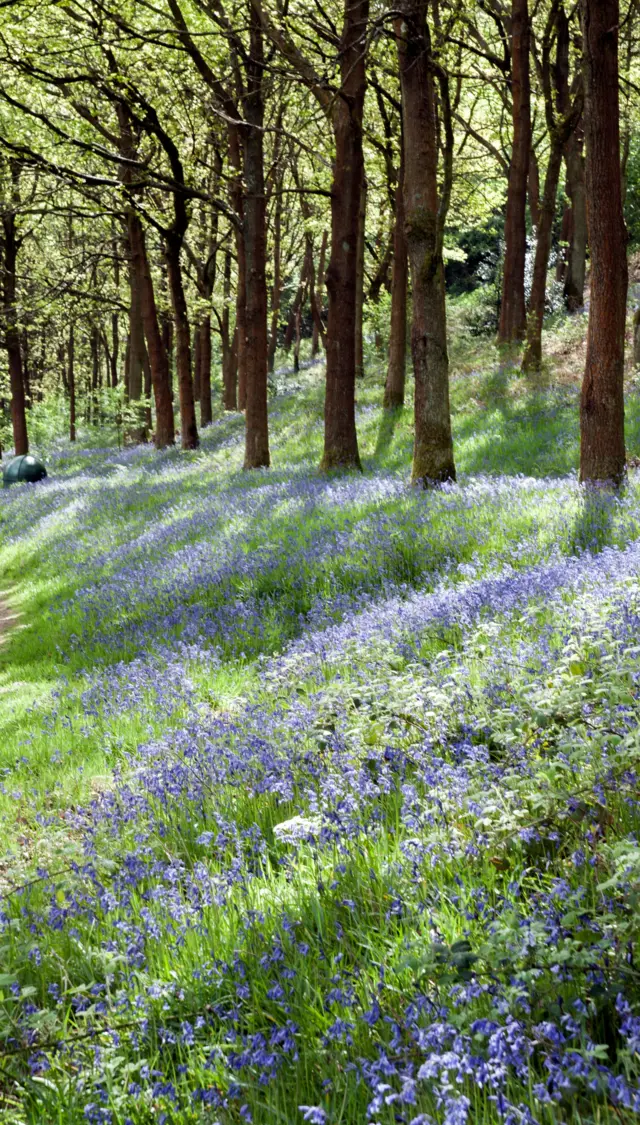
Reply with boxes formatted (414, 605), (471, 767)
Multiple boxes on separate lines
(0, 0), (637, 482)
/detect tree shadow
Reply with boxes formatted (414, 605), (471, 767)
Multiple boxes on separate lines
(568, 482), (621, 556)
(374, 405), (404, 461)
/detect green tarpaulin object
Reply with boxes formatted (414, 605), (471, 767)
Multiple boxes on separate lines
(2, 454), (47, 487)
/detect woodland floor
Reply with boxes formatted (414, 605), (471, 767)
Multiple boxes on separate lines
(2, 296), (640, 1123)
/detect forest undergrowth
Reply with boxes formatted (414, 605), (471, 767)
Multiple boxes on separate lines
(3, 323), (640, 1123)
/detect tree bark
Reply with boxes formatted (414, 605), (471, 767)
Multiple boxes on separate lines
(499, 0), (531, 343)
(127, 212), (175, 447)
(383, 154), (407, 409)
(241, 5), (269, 468)
(165, 235), (198, 450)
(396, 0), (455, 484)
(321, 0), (369, 470)
(354, 178), (367, 379)
(579, 0), (627, 484)
(1, 197), (28, 456)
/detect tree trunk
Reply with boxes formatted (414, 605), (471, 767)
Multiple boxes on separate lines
(312, 229), (328, 356)
(397, 0), (455, 484)
(222, 250), (237, 410)
(523, 5), (579, 372)
(321, 0), (369, 471)
(355, 178), (367, 379)
(564, 127), (587, 310)
(579, 0), (627, 484)
(633, 308), (640, 367)
(126, 262), (147, 442)
(521, 145), (564, 370)
(90, 322), (100, 424)
(528, 145), (541, 229)
(68, 323), (76, 443)
(268, 188), (282, 373)
(193, 321), (202, 404)
(200, 315), (213, 426)
(165, 236), (198, 450)
(1, 206), (28, 456)
(499, 0), (531, 343)
(556, 200), (572, 281)
(127, 212), (175, 447)
(241, 5), (269, 469)
(383, 154), (407, 409)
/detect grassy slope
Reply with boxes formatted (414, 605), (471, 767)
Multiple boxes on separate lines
(1, 304), (640, 1122)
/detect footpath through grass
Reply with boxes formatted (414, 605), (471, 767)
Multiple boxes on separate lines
(2, 349), (640, 1123)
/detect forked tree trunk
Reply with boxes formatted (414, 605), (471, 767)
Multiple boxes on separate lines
(241, 5), (269, 468)
(523, 4), (580, 372)
(252, 0), (367, 468)
(564, 127), (587, 310)
(499, 0), (531, 344)
(127, 212), (175, 447)
(396, 0), (455, 484)
(1, 204), (28, 455)
(579, 0), (627, 484)
(165, 236), (198, 450)
(383, 155), (408, 409)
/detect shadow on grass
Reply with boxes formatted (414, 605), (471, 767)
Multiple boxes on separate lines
(374, 405), (404, 460)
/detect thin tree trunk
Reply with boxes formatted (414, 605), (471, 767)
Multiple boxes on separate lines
(499, 0), (531, 343)
(523, 4), (580, 372)
(90, 322), (100, 424)
(579, 0), (627, 484)
(383, 154), (407, 409)
(268, 188), (282, 373)
(241, 5), (269, 468)
(193, 322), (202, 404)
(127, 212), (175, 447)
(355, 178), (367, 379)
(528, 145), (541, 229)
(564, 127), (587, 310)
(396, 0), (455, 484)
(165, 236), (198, 450)
(68, 323), (76, 443)
(521, 145), (564, 370)
(126, 259), (147, 442)
(312, 229), (328, 356)
(222, 249), (237, 410)
(556, 200), (572, 281)
(2, 210), (28, 456)
(200, 316), (213, 426)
